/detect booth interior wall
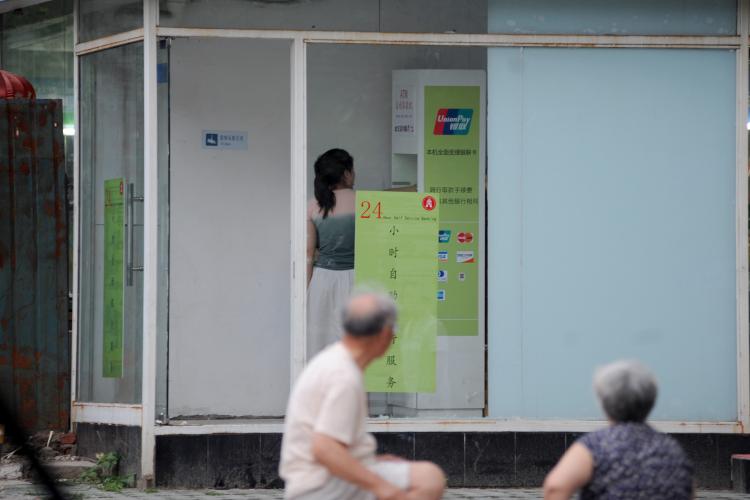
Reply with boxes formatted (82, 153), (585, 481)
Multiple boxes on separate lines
(167, 37), (291, 419)
(307, 44), (485, 196)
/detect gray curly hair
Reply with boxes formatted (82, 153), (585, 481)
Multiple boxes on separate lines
(593, 360), (658, 423)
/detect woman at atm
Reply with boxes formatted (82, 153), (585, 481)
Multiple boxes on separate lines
(306, 148), (356, 358)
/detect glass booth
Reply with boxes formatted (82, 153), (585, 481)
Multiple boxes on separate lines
(71, 0), (749, 485)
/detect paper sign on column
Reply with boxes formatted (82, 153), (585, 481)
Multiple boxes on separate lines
(355, 191), (439, 393)
(393, 85), (416, 137)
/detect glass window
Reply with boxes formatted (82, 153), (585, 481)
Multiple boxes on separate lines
(159, 0), (739, 35)
(1, 0), (73, 130)
(78, 0), (142, 43)
(487, 47), (737, 421)
(78, 42), (144, 404)
(1, 0), (75, 285)
(159, 0), (487, 33)
(307, 43), (487, 418)
(488, 0), (737, 35)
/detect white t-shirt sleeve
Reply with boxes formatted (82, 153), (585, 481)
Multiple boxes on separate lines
(313, 378), (361, 445)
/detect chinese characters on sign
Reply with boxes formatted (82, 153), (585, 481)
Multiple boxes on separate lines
(355, 191), (439, 393)
(393, 85), (416, 136)
(103, 179), (125, 378)
(201, 130), (249, 150)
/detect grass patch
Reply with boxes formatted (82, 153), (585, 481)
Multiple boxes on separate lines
(78, 452), (133, 492)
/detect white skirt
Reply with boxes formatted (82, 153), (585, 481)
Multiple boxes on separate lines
(307, 267), (355, 359)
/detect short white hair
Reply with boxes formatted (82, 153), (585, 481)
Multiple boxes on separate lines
(341, 291), (397, 337)
(593, 360), (658, 423)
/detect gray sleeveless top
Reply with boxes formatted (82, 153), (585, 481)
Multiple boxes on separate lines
(313, 213), (355, 270)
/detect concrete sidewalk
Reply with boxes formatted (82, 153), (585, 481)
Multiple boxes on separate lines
(1, 481), (750, 500)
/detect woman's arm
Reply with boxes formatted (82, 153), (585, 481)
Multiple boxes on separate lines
(543, 443), (594, 500)
(306, 216), (317, 287)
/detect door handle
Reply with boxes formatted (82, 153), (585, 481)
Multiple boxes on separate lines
(127, 182), (144, 286)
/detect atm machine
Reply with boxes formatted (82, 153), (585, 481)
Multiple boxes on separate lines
(380, 69), (486, 417)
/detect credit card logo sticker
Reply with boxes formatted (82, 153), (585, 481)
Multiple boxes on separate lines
(458, 272), (466, 281)
(437, 289), (446, 301)
(438, 230), (451, 243)
(457, 232), (473, 244)
(456, 251), (475, 263)
(438, 251), (448, 261)
(433, 108), (473, 135)
(438, 270), (447, 282)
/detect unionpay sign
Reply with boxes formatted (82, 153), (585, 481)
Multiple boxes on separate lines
(424, 86), (480, 337)
(433, 108), (473, 135)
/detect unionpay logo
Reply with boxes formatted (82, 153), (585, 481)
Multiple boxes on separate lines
(456, 251), (475, 263)
(433, 108), (473, 135)
(438, 251), (449, 262)
(437, 270), (447, 282)
(438, 230), (452, 243)
(457, 232), (473, 244)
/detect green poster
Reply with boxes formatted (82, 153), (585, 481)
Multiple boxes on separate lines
(424, 86), (480, 336)
(355, 191), (439, 393)
(103, 178), (125, 378)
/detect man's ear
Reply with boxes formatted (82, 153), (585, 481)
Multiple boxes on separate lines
(380, 327), (394, 349)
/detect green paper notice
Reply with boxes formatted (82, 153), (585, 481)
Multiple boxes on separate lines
(103, 179), (125, 378)
(355, 191), (439, 393)
(424, 86), (480, 336)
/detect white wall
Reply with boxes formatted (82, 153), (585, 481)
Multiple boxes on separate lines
(168, 38), (291, 417)
(307, 45), (486, 196)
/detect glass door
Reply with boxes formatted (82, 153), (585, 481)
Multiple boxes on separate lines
(78, 42), (144, 404)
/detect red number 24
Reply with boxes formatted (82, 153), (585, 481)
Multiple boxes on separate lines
(359, 201), (382, 219)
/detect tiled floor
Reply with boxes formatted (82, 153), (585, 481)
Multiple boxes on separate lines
(2, 481), (750, 500)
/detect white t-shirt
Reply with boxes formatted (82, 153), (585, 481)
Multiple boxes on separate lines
(280, 342), (377, 498)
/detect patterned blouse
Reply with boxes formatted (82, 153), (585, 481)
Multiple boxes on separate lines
(578, 423), (693, 500)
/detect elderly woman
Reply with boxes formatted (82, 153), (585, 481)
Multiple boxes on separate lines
(543, 360), (693, 499)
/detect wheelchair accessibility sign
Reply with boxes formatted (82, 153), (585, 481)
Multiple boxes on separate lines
(202, 130), (248, 150)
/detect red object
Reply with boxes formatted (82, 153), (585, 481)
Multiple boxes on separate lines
(60, 432), (77, 445)
(0, 70), (36, 99)
(457, 232), (474, 244)
(422, 195), (437, 211)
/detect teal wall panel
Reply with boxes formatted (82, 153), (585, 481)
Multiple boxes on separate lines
(487, 48), (737, 421)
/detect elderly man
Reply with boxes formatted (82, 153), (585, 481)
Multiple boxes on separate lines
(280, 292), (446, 500)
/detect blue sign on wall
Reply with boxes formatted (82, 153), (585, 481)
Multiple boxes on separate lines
(201, 130), (248, 150)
